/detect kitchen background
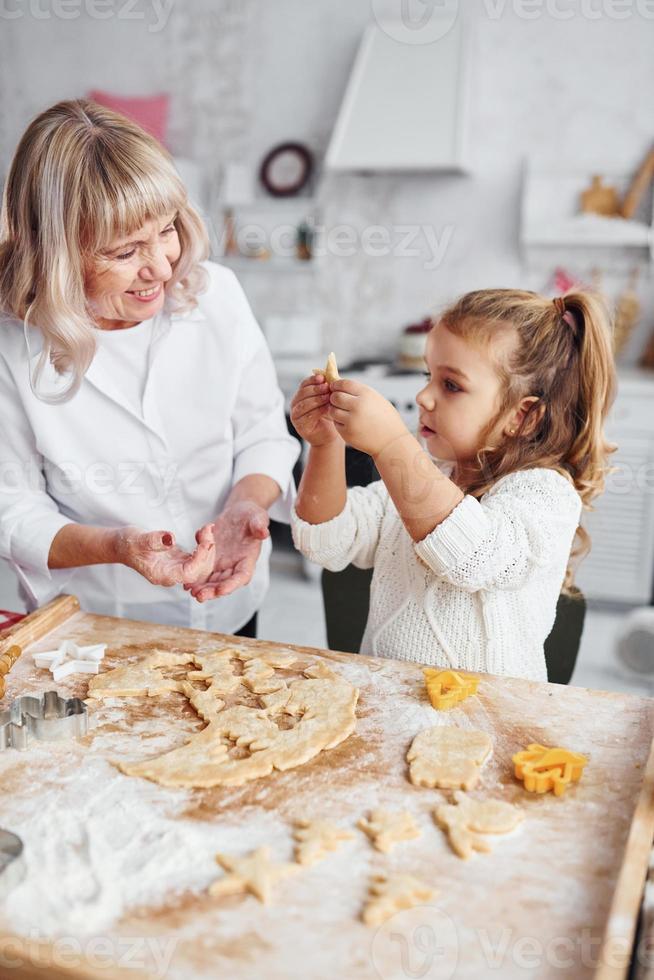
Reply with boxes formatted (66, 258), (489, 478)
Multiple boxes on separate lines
(1, 0), (653, 693)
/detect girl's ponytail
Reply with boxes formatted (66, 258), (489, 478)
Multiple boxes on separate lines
(439, 286), (617, 591)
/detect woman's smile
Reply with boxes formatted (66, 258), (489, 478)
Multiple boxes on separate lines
(126, 282), (163, 303)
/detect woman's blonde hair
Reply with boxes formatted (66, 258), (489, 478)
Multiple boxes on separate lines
(0, 98), (209, 401)
(438, 288), (617, 592)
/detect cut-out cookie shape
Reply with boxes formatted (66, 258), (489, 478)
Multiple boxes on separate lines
(293, 819), (354, 866)
(209, 846), (297, 904)
(407, 726), (492, 790)
(435, 791), (524, 859)
(88, 647), (359, 788)
(423, 669), (479, 711)
(358, 809), (421, 853)
(513, 743), (588, 797)
(362, 873), (437, 927)
(313, 352), (340, 383)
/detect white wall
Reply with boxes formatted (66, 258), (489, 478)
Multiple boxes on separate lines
(0, 0), (653, 367)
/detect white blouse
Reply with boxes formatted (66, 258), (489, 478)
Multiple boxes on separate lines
(0, 261), (299, 633)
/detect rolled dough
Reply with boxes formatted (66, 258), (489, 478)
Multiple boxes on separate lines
(88, 647), (359, 788)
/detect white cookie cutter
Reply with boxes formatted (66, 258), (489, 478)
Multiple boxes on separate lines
(33, 640), (106, 682)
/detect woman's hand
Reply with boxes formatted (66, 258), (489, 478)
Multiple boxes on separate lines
(114, 524), (215, 587)
(184, 501), (271, 602)
(290, 374), (341, 448)
(327, 379), (408, 457)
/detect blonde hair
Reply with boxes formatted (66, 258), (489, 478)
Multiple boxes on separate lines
(0, 98), (209, 402)
(438, 288), (617, 592)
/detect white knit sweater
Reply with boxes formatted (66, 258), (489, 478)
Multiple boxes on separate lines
(291, 467), (583, 682)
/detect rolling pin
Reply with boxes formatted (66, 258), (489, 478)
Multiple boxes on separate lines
(0, 595), (80, 700)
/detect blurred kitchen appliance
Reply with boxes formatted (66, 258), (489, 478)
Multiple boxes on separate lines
(616, 607), (654, 674)
(326, 9), (470, 173)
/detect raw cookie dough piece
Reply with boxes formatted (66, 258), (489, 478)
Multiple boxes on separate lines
(358, 809), (421, 854)
(435, 791), (524, 859)
(313, 352), (340, 383)
(90, 647), (359, 789)
(407, 726), (492, 790)
(209, 846), (297, 904)
(293, 819), (354, 866)
(363, 873), (437, 927)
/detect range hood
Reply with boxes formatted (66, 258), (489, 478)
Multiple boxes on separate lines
(326, 14), (470, 174)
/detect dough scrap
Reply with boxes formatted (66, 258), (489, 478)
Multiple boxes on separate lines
(407, 726), (492, 790)
(209, 846), (297, 904)
(88, 647), (359, 788)
(293, 819), (354, 866)
(358, 809), (421, 854)
(362, 873), (437, 927)
(435, 791), (524, 859)
(313, 352), (340, 383)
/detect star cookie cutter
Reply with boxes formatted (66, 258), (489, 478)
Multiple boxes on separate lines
(423, 669), (479, 710)
(33, 640), (106, 682)
(513, 743), (588, 796)
(0, 690), (88, 751)
(0, 829), (25, 898)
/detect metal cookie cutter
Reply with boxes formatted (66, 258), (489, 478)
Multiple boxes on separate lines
(0, 830), (25, 899)
(0, 690), (88, 751)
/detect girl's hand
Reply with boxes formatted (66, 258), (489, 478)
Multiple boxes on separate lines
(114, 524), (216, 587)
(327, 380), (408, 457)
(290, 374), (341, 448)
(184, 502), (270, 602)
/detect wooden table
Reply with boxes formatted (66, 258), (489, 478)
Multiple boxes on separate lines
(1, 596), (654, 980)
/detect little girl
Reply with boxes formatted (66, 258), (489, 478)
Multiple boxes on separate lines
(289, 289), (616, 682)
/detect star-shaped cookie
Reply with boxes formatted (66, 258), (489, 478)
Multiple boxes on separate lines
(208, 846), (297, 904)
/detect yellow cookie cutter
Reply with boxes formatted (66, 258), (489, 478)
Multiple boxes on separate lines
(423, 669), (479, 710)
(513, 743), (588, 797)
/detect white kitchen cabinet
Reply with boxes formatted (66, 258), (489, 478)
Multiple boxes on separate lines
(576, 370), (654, 604)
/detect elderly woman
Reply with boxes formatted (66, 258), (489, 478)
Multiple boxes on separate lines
(0, 99), (299, 636)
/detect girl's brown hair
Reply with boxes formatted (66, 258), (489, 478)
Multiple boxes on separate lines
(0, 98), (209, 402)
(438, 288), (617, 592)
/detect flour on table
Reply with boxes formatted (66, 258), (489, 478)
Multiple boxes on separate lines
(88, 647), (359, 789)
(407, 726), (492, 790)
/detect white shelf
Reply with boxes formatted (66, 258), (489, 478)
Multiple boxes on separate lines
(521, 167), (653, 263)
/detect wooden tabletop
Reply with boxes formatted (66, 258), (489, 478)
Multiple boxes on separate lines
(1, 598), (653, 980)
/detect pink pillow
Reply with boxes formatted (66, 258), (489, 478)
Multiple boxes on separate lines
(88, 90), (169, 145)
